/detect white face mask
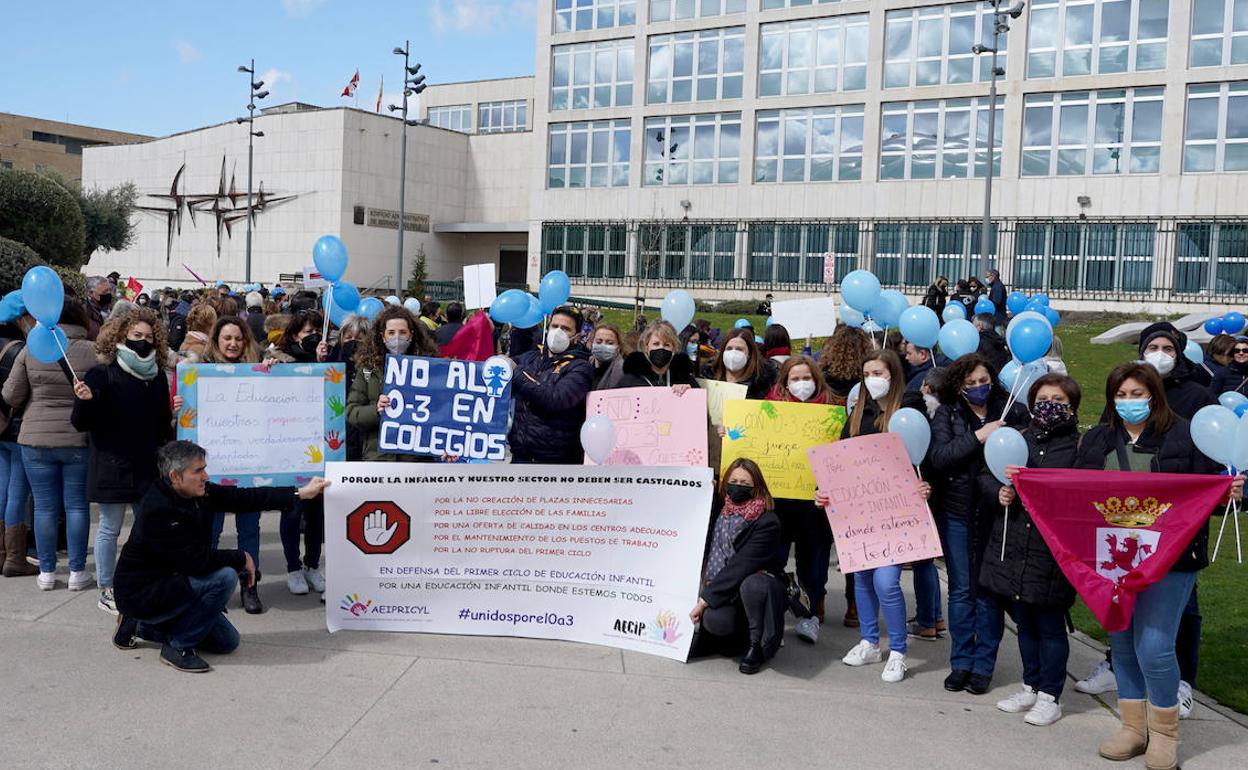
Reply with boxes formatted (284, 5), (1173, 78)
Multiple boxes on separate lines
(722, 349), (748, 373)
(864, 375), (891, 400)
(546, 327), (570, 354)
(923, 392), (941, 417)
(787, 380), (817, 401)
(1143, 350), (1175, 376)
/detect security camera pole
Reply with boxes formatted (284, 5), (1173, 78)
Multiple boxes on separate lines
(237, 59), (269, 283)
(972, 2), (1025, 277)
(389, 42), (426, 294)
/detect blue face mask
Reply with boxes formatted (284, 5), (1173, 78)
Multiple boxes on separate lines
(686, 343), (699, 359)
(963, 383), (992, 406)
(1115, 398), (1151, 425)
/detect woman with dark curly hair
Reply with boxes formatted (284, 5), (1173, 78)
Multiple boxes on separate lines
(70, 306), (173, 614)
(818, 325), (873, 408)
(269, 310), (330, 364)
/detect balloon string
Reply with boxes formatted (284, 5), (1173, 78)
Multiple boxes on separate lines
(1000, 373), (1025, 419)
(322, 285), (333, 340)
(1213, 495), (1234, 563)
(1235, 495), (1242, 564)
(1001, 501), (1009, 562)
(52, 329), (78, 381)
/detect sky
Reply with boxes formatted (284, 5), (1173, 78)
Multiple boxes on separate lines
(2, 0), (538, 137)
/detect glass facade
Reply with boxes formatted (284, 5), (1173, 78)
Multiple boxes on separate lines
(761, 0), (843, 8)
(748, 223), (861, 284)
(649, 0), (745, 21)
(547, 120), (631, 188)
(1015, 222), (1155, 290)
(542, 224), (629, 277)
(647, 26), (745, 103)
(427, 105), (472, 132)
(879, 98), (1003, 180)
(477, 100), (528, 133)
(757, 16), (869, 96)
(1184, 82), (1248, 172)
(754, 106), (864, 182)
(1022, 88), (1163, 176)
(551, 39), (634, 111)
(884, 3), (999, 89)
(1190, 0), (1248, 66)
(1175, 222), (1248, 294)
(1026, 0), (1168, 78)
(554, 0), (636, 32)
(640, 223), (738, 279)
(644, 112), (741, 185)
(872, 222), (996, 286)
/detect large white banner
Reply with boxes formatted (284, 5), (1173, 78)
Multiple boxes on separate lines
(325, 463), (713, 661)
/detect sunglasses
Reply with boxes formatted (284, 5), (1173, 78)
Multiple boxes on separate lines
(1235, 348), (1248, 355)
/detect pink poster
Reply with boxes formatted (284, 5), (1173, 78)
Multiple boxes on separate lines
(586, 387), (709, 467)
(807, 432), (943, 573)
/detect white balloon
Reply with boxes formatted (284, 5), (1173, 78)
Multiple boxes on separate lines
(580, 415), (618, 465)
(386, 295), (401, 306)
(403, 298), (421, 314)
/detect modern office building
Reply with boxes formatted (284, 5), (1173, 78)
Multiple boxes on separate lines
(0, 112), (149, 179)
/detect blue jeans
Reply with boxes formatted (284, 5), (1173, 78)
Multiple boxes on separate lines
(0, 440), (29, 527)
(1110, 570), (1197, 708)
(912, 558), (944, 627)
(94, 502), (128, 588)
(135, 567), (241, 652)
(855, 564), (907, 654)
(211, 512), (261, 569)
(941, 516), (1004, 676)
(21, 445), (89, 573)
(1009, 601), (1070, 700)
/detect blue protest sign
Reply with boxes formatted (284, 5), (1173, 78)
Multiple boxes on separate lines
(378, 355), (513, 460)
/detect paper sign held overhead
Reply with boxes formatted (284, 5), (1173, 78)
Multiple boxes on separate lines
(769, 297), (839, 339)
(463, 263), (498, 310)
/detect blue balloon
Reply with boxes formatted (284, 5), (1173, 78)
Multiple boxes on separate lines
(870, 289), (908, 329)
(942, 303), (966, 323)
(734, 318), (753, 329)
(332, 281), (361, 312)
(1043, 306), (1061, 327)
(765, 316), (774, 328)
(489, 289), (530, 325)
(887, 407), (931, 466)
(1008, 317), (1053, 364)
(311, 235), (349, 283)
(985, 427), (1029, 485)
(898, 306), (940, 349)
(938, 319), (979, 360)
(538, 270), (571, 314)
(1024, 298), (1047, 314)
(357, 297), (384, 321)
(514, 295), (545, 330)
(974, 297), (996, 316)
(660, 289), (696, 331)
(1237, 402), (1248, 418)
(1185, 339), (1204, 365)
(999, 359), (1021, 390)
(321, 292), (352, 327)
(1191, 404), (1237, 466)
(1224, 312), (1246, 335)
(27, 323), (67, 364)
(1205, 317), (1226, 335)
(841, 270), (882, 313)
(840, 303), (865, 328)
(1218, 391), (1248, 411)
(1005, 291), (1028, 315)
(20, 266), (64, 326)
(1031, 293), (1050, 307)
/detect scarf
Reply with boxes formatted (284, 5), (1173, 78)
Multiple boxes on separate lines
(187, 330), (209, 343)
(764, 346), (791, 358)
(116, 345), (159, 381)
(720, 496), (766, 522)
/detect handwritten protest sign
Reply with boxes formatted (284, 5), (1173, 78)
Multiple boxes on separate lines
(696, 378), (748, 426)
(176, 362), (347, 487)
(720, 400), (845, 499)
(586, 387), (708, 466)
(379, 355), (513, 461)
(807, 432), (943, 573)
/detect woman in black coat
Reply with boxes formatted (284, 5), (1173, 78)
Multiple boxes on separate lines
(71, 307), (173, 614)
(928, 353), (1029, 695)
(689, 458), (787, 675)
(1208, 337), (1248, 397)
(613, 320), (700, 391)
(979, 373), (1081, 727)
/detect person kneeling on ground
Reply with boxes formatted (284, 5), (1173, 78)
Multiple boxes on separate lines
(110, 440), (329, 673)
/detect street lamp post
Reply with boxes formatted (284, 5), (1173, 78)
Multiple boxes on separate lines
(389, 42), (426, 294)
(237, 59), (269, 283)
(972, 2), (1025, 278)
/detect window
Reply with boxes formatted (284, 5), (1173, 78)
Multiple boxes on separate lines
(547, 120), (631, 188)
(555, 0), (636, 32)
(543, 224), (628, 278)
(1021, 88), (1163, 176)
(871, 222), (995, 287)
(644, 112), (740, 185)
(761, 0), (844, 8)
(758, 16), (868, 96)
(884, 4), (1000, 89)
(1190, 0), (1248, 66)
(427, 104), (472, 132)
(1184, 82), (1248, 172)
(649, 0), (744, 21)
(1176, 222), (1248, 294)
(748, 223), (860, 284)
(1015, 222), (1155, 291)
(0, 160), (12, 169)
(551, 39), (634, 111)
(477, 100), (528, 133)
(29, 130), (105, 155)
(879, 98), (1003, 180)
(754, 106), (864, 183)
(1026, 0), (1168, 78)
(640, 224), (737, 280)
(647, 27), (745, 104)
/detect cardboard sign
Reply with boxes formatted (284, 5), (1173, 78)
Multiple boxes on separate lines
(720, 400), (846, 499)
(769, 297), (839, 338)
(586, 387), (709, 466)
(695, 378), (748, 426)
(378, 354), (513, 461)
(462, 263), (498, 310)
(808, 432), (943, 573)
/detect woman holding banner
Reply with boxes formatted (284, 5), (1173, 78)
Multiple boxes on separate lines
(615, 321), (699, 391)
(705, 329), (775, 400)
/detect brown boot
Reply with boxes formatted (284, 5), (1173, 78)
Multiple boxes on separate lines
(1099, 699), (1148, 761)
(3, 523), (40, 577)
(1144, 704), (1180, 770)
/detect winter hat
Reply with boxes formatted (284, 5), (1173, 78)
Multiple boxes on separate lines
(1138, 321), (1185, 357)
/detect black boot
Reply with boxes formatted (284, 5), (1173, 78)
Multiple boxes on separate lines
(738, 642), (765, 675)
(239, 571), (264, 614)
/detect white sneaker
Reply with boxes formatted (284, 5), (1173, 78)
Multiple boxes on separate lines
(301, 567), (325, 593)
(997, 685), (1038, 713)
(97, 588), (118, 615)
(37, 572), (56, 591)
(1074, 658), (1117, 695)
(881, 651), (908, 683)
(286, 570), (309, 595)
(68, 571), (94, 591)
(841, 639), (882, 667)
(795, 617), (819, 644)
(1024, 692), (1063, 726)
(1178, 680), (1193, 719)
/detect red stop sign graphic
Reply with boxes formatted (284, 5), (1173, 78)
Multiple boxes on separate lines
(345, 501), (411, 555)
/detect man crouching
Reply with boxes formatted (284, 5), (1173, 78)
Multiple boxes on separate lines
(111, 440), (329, 672)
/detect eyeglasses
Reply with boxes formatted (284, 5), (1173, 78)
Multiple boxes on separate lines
(1234, 348), (1248, 355)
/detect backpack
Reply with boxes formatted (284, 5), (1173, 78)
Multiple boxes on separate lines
(0, 338), (26, 439)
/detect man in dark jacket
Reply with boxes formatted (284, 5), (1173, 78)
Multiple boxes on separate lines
(984, 269), (1008, 328)
(902, 342), (951, 391)
(111, 441), (328, 673)
(1137, 322), (1215, 420)
(508, 306), (594, 464)
(244, 291), (267, 342)
(434, 302), (465, 347)
(973, 314), (1011, 371)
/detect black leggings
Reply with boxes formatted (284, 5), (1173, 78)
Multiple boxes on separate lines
(700, 572), (786, 657)
(280, 497), (323, 574)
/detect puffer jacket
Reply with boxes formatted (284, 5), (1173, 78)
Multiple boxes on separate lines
(929, 389), (1030, 520)
(508, 345), (594, 463)
(1, 325), (96, 448)
(1160, 356), (1216, 420)
(1074, 419), (1221, 572)
(978, 423), (1079, 608)
(1210, 360), (1248, 399)
(344, 365), (421, 463)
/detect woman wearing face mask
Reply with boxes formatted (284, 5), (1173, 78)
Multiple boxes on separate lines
(707, 329), (776, 399)
(979, 374), (1081, 727)
(269, 310), (330, 364)
(614, 321), (699, 393)
(70, 308), (173, 614)
(588, 323), (628, 390)
(821, 350), (929, 682)
(1074, 363), (1242, 769)
(929, 353), (1029, 696)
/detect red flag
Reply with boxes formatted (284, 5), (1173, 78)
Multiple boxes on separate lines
(126, 277), (143, 297)
(341, 70), (359, 97)
(439, 311), (495, 362)
(1014, 468), (1231, 632)
(375, 74), (384, 113)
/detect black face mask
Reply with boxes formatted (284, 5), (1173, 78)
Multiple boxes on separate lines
(98, 293), (113, 307)
(300, 333), (322, 354)
(724, 484), (754, 504)
(648, 348), (674, 368)
(124, 338), (155, 358)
